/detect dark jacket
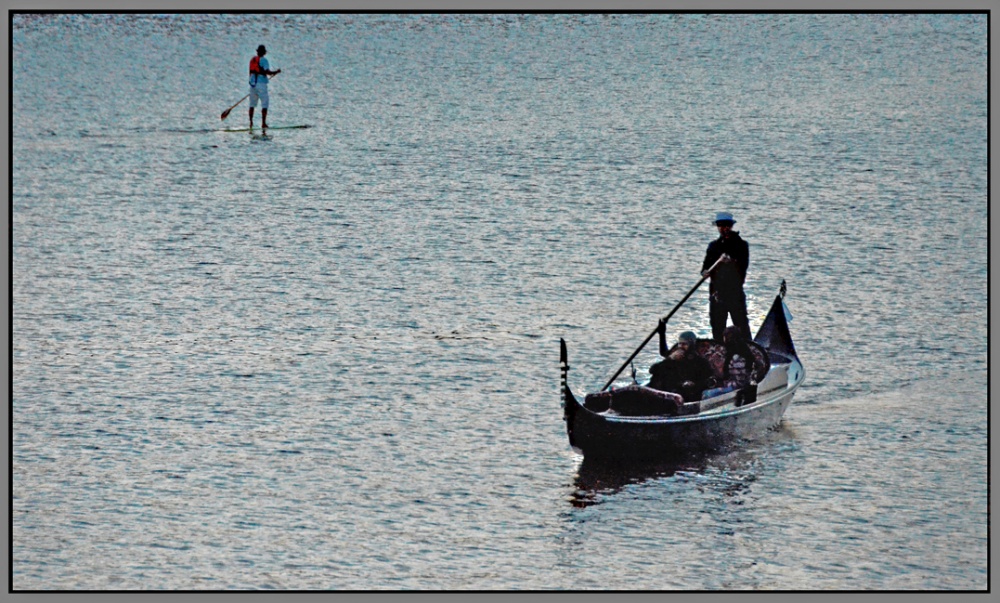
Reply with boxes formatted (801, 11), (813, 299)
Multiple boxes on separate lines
(650, 325), (714, 394)
(702, 232), (749, 296)
(648, 352), (714, 397)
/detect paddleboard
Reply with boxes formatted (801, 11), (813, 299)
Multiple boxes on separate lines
(219, 125), (311, 132)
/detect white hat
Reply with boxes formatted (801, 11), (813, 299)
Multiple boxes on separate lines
(714, 211), (736, 225)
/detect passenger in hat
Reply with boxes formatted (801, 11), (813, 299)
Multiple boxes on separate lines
(647, 322), (715, 401)
(701, 211), (751, 343)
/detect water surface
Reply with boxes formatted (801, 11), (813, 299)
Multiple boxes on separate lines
(12, 13), (988, 590)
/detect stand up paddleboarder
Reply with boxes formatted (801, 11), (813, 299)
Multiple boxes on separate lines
(248, 45), (281, 129)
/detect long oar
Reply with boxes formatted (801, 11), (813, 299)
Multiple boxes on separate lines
(220, 72), (280, 120)
(600, 255), (726, 391)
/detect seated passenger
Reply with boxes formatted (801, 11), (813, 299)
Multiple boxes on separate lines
(702, 325), (765, 398)
(647, 323), (714, 402)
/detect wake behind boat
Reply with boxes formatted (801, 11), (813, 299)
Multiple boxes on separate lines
(561, 281), (805, 460)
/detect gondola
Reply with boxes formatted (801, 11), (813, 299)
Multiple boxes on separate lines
(561, 281), (805, 460)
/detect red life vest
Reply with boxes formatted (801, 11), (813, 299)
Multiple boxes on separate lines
(249, 56), (262, 76)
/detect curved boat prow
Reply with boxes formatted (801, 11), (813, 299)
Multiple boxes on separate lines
(560, 338), (569, 407)
(560, 337), (581, 452)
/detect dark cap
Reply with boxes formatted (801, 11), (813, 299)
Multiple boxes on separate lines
(257, 45), (267, 53)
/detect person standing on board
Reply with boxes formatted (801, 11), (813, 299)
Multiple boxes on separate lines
(248, 45), (281, 129)
(701, 211), (751, 343)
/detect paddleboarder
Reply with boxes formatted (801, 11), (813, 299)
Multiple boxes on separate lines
(248, 45), (281, 129)
(701, 211), (751, 343)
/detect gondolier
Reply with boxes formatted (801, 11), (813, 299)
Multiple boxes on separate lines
(702, 211), (751, 343)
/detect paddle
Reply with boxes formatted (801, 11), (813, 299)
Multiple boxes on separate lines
(600, 255), (727, 391)
(220, 71), (280, 121)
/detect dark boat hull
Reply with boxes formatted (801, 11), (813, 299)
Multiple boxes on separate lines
(562, 289), (804, 460)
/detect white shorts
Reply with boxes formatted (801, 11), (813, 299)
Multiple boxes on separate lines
(249, 84), (269, 109)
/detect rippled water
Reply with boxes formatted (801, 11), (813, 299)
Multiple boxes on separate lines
(12, 13), (988, 590)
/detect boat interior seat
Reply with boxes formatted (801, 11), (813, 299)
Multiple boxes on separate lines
(584, 384), (686, 416)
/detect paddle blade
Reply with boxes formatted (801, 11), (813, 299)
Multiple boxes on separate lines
(220, 108), (232, 120)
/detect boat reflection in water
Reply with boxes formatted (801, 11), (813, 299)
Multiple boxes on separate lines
(568, 423), (798, 509)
